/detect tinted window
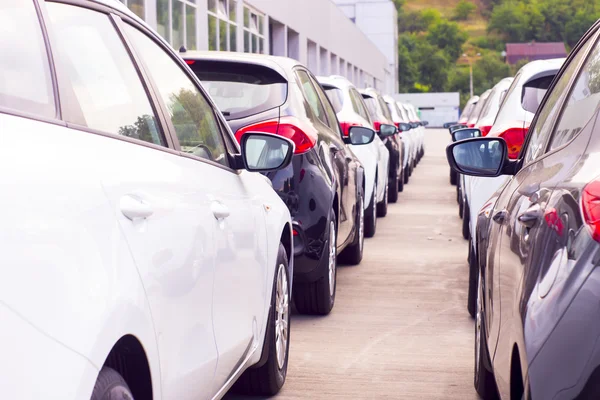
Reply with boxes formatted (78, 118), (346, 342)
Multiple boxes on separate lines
(363, 95), (378, 118)
(0, 0), (55, 118)
(190, 61), (287, 121)
(521, 75), (555, 114)
(378, 96), (393, 120)
(47, 3), (162, 145)
(548, 39), (600, 151)
(296, 70), (328, 126)
(322, 86), (344, 114)
(351, 89), (371, 123)
(124, 25), (229, 166)
(310, 75), (342, 136)
(525, 36), (595, 163)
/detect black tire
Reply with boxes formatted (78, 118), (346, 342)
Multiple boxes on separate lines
(235, 244), (290, 396)
(365, 181), (377, 238)
(388, 171), (399, 203)
(467, 239), (477, 318)
(474, 269), (500, 399)
(450, 169), (457, 185)
(409, 164), (413, 177)
(462, 201), (470, 240)
(377, 180), (388, 217)
(398, 167), (404, 192)
(91, 367), (133, 400)
(404, 166), (409, 184)
(339, 194), (364, 265)
(294, 211), (337, 315)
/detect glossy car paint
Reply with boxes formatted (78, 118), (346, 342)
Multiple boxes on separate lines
(318, 76), (390, 210)
(1, 1), (292, 398)
(467, 89), (492, 128)
(467, 23), (600, 399)
(183, 52), (365, 281)
(459, 96), (479, 125)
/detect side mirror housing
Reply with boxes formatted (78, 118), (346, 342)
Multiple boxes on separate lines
(378, 123), (398, 137)
(443, 122), (457, 129)
(422, 121), (429, 126)
(449, 124), (468, 134)
(345, 126), (376, 145)
(398, 122), (412, 132)
(239, 132), (294, 172)
(446, 137), (514, 177)
(452, 128), (482, 142)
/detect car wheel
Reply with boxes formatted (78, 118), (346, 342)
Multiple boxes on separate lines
(462, 201), (470, 240)
(293, 211), (337, 315)
(339, 194), (365, 265)
(235, 244), (290, 395)
(450, 169), (457, 185)
(404, 166), (409, 184)
(474, 269), (499, 399)
(388, 170), (399, 203)
(365, 180), (377, 238)
(377, 180), (388, 217)
(91, 367), (133, 400)
(467, 238), (477, 318)
(398, 167), (404, 192)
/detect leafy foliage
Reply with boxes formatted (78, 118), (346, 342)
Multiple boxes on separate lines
(453, 0), (477, 20)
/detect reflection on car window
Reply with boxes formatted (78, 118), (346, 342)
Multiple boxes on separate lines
(521, 75), (554, 114)
(323, 86), (344, 114)
(0, 0), (55, 119)
(296, 71), (328, 126)
(124, 24), (229, 166)
(311, 75), (342, 136)
(47, 3), (163, 145)
(454, 140), (502, 174)
(245, 135), (289, 170)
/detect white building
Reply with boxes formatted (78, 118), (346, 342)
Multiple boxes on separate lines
(118, 0), (390, 90)
(333, 0), (398, 94)
(393, 93), (460, 128)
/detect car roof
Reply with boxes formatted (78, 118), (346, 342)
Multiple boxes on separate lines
(181, 51), (301, 81)
(316, 75), (354, 90)
(359, 87), (381, 98)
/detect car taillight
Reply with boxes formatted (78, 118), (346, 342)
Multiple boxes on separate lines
(235, 116), (317, 154)
(497, 127), (527, 159)
(339, 121), (361, 137)
(480, 125), (492, 136)
(185, 59), (195, 65)
(373, 121), (382, 132)
(394, 122), (400, 128)
(583, 179), (600, 242)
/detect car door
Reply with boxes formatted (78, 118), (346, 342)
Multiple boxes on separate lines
(119, 23), (269, 395)
(487, 29), (599, 396)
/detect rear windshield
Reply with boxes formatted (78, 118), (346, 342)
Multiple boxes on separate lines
(461, 102), (476, 119)
(378, 96), (393, 120)
(189, 60), (287, 120)
(470, 94), (488, 122)
(322, 86), (344, 113)
(399, 105), (410, 122)
(522, 75), (555, 114)
(363, 95), (379, 118)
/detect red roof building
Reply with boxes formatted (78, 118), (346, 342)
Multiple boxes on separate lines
(506, 42), (567, 65)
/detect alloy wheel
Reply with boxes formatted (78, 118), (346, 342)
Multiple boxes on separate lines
(275, 263), (289, 369)
(328, 220), (336, 297)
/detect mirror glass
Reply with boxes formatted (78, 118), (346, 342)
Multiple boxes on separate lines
(243, 133), (292, 171)
(349, 126), (375, 145)
(399, 122), (411, 132)
(452, 139), (504, 175)
(379, 124), (397, 137)
(453, 128), (481, 142)
(449, 124), (468, 133)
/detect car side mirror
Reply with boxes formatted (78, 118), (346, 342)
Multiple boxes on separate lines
(397, 122), (411, 132)
(443, 122), (458, 128)
(452, 128), (482, 142)
(446, 137), (513, 177)
(239, 132), (294, 172)
(449, 124), (468, 134)
(378, 124), (398, 137)
(345, 126), (375, 145)
(422, 121), (429, 126)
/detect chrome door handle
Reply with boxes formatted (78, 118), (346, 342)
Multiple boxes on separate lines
(120, 195), (153, 221)
(518, 204), (542, 228)
(492, 209), (507, 224)
(211, 201), (230, 220)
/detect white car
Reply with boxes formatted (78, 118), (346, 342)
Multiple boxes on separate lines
(318, 75), (391, 237)
(1, 1), (294, 399)
(402, 102), (426, 161)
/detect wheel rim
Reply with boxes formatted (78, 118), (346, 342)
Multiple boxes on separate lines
(328, 220), (336, 297)
(275, 263), (289, 369)
(358, 196), (364, 252)
(475, 270), (482, 376)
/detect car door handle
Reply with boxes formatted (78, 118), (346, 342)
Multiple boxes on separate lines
(492, 209), (507, 224)
(120, 195), (153, 221)
(518, 204), (542, 228)
(211, 201), (230, 220)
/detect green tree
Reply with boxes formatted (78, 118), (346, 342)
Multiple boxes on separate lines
(453, 0), (476, 21)
(427, 20), (468, 60)
(472, 53), (511, 94)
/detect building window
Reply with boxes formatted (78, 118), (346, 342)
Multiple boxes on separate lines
(120, 0), (145, 19)
(155, 0), (197, 51)
(207, 0), (237, 51)
(243, 5), (264, 54)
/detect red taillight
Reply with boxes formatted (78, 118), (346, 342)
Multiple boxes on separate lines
(480, 125), (492, 136)
(185, 59), (195, 65)
(497, 127), (527, 159)
(339, 121), (361, 137)
(394, 122), (400, 128)
(583, 180), (600, 242)
(373, 121), (382, 132)
(468, 123), (475, 128)
(293, 229), (299, 236)
(235, 116), (317, 154)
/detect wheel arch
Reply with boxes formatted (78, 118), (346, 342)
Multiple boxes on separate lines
(510, 344), (525, 400)
(103, 334), (153, 400)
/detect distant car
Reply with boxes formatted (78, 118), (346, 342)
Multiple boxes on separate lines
(458, 95), (480, 125)
(447, 21), (600, 399)
(464, 58), (564, 317)
(467, 89), (492, 128)
(1, 0), (296, 398)
(402, 103), (426, 161)
(383, 96), (416, 175)
(360, 88), (406, 201)
(318, 75), (391, 237)
(183, 51), (373, 316)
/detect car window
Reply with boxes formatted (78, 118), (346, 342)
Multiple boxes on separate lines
(399, 105), (410, 122)
(322, 85), (344, 114)
(524, 36), (595, 163)
(350, 89), (370, 122)
(124, 24), (229, 166)
(547, 41), (600, 151)
(362, 95), (379, 119)
(378, 96), (393, 121)
(46, 3), (162, 145)
(0, 0), (55, 119)
(521, 75), (555, 114)
(310, 75), (342, 136)
(296, 70), (328, 127)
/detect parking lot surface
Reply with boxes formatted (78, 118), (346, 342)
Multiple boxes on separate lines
(227, 129), (478, 399)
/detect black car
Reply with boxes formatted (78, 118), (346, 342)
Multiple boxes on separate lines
(360, 88), (405, 201)
(447, 20), (600, 399)
(183, 51), (372, 315)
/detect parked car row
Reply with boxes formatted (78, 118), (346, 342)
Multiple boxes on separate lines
(447, 18), (600, 399)
(1, 1), (429, 399)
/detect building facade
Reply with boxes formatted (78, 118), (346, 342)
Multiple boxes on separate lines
(119, 0), (390, 90)
(393, 92), (460, 128)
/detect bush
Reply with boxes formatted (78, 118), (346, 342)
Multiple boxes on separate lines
(453, 0), (476, 21)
